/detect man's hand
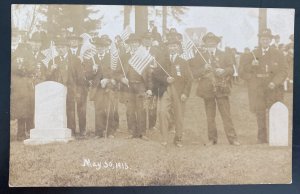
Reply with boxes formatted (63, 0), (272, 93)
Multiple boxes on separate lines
(111, 79), (116, 85)
(181, 94), (187, 102)
(215, 68), (225, 76)
(268, 82), (276, 90)
(93, 64), (99, 71)
(167, 76), (175, 84)
(252, 60), (259, 66)
(204, 63), (212, 71)
(146, 90), (152, 97)
(121, 77), (129, 86)
(100, 78), (109, 88)
(51, 64), (58, 70)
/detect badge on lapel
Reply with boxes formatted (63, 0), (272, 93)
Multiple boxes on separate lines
(176, 65), (182, 76)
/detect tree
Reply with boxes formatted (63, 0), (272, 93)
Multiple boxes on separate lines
(135, 6), (148, 36)
(258, 8), (267, 45)
(161, 6), (188, 36)
(45, 5), (101, 38)
(123, 6), (132, 29)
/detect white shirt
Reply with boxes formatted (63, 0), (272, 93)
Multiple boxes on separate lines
(70, 47), (78, 55)
(98, 54), (105, 61)
(262, 47), (269, 56)
(170, 53), (178, 63)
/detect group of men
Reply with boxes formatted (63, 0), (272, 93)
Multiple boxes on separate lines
(11, 26), (291, 147)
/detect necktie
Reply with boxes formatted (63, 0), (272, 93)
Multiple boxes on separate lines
(171, 55), (176, 63)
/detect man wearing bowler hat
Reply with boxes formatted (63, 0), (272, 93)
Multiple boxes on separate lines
(118, 33), (153, 140)
(66, 32), (88, 139)
(85, 35), (119, 138)
(155, 38), (192, 147)
(190, 32), (240, 146)
(240, 28), (287, 144)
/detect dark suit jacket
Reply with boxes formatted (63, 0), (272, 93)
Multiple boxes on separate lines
(239, 47), (287, 112)
(47, 55), (73, 86)
(153, 55), (192, 98)
(118, 52), (153, 93)
(190, 49), (233, 98)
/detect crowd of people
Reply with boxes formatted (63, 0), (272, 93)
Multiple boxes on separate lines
(11, 21), (294, 147)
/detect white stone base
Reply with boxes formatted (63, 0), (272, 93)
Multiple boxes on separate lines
(24, 128), (73, 145)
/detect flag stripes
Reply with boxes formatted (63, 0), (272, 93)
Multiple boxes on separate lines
(80, 41), (97, 60)
(180, 37), (195, 61)
(41, 44), (58, 67)
(110, 42), (119, 70)
(128, 47), (153, 75)
(80, 33), (93, 43)
(120, 26), (132, 41)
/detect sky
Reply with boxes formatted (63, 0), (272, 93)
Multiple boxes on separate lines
(12, 5), (295, 52)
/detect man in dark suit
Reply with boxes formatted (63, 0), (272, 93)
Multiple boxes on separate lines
(118, 33), (153, 140)
(85, 36), (119, 138)
(66, 32), (88, 139)
(240, 28), (287, 144)
(190, 32), (240, 146)
(155, 38), (192, 147)
(11, 50), (35, 141)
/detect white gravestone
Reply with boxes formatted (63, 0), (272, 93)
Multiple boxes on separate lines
(269, 102), (289, 146)
(24, 81), (72, 145)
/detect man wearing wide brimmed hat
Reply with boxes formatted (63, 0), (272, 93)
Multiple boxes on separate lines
(119, 33), (153, 140)
(47, 35), (70, 84)
(86, 35), (119, 138)
(154, 37), (192, 147)
(240, 28), (287, 144)
(11, 48), (35, 141)
(190, 32), (240, 146)
(65, 30), (88, 139)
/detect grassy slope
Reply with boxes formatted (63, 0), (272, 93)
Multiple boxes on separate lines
(9, 83), (292, 186)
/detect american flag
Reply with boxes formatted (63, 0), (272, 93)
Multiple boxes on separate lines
(80, 41), (97, 60)
(41, 42), (58, 68)
(120, 25), (132, 41)
(80, 33), (93, 43)
(180, 37), (195, 61)
(110, 42), (119, 70)
(128, 46), (153, 75)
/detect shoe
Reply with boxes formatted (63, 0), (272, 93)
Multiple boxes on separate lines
(231, 140), (240, 146)
(77, 135), (86, 140)
(108, 135), (115, 139)
(141, 135), (150, 141)
(205, 140), (217, 146)
(94, 135), (103, 139)
(161, 142), (167, 146)
(175, 142), (183, 148)
(126, 135), (135, 139)
(257, 139), (268, 144)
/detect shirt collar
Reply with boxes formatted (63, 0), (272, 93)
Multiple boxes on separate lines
(262, 47), (270, 52)
(70, 47), (78, 54)
(208, 48), (217, 55)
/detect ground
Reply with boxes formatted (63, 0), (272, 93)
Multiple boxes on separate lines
(9, 82), (292, 186)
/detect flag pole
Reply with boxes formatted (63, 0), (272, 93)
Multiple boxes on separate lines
(51, 41), (55, 66)
(251, 51), (258, 61)
(105, 90), (112, 139)
(183, 32), (209, 64)
(153, 58), (171, 77)
(117, 55), (129, 87)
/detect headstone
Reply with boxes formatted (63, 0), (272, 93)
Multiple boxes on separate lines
(269, 102), (289, 146)
(24, 81), (72, 145)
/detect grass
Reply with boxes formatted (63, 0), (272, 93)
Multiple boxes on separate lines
(9, 82), (293, 186)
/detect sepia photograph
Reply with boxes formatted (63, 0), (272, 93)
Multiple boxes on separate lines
(10, 4), (294, 186)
